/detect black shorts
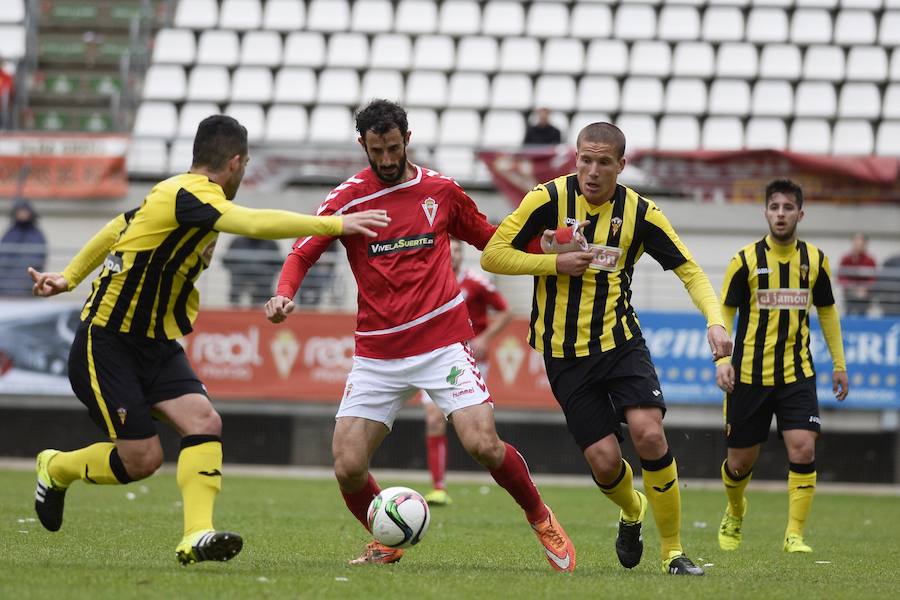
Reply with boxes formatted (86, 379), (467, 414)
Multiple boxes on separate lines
(544, 336), (667, 451)
(725, 378), (820, 448)
(68, 322), (207, 440)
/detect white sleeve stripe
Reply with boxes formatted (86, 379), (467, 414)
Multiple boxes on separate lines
(355, 293), (465, 336)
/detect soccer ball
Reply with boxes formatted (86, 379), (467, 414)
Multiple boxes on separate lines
(367, 486), (431, 548)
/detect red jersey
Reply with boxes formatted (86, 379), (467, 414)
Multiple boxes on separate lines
(458, 269), (508, 336)
(277, 165), (496, 359)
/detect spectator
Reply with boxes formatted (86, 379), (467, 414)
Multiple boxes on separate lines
(0, 200), (47, 296)
(523, 108), (562, 146)
(837, 233), (877, 316)
(222, 236), (283, 307)
(0, 60), (14, 129)
(873, 254), (900, 317)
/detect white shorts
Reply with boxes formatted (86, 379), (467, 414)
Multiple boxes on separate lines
(421, 360), (489, 406)
(337, 342), (491, 428)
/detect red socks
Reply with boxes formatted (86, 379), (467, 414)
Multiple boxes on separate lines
(341, 474), (380, 531)
(427, 434), (447, 490)
(489, 443), (549, 525)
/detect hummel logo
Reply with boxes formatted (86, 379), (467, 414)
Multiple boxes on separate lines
(653, 479), (676, 493)
(199, 469), (222, 477)
(652, 389), (661, 397)
(544, 548), (571, 571)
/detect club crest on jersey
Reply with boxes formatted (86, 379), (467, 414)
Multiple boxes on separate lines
(610, 217), (623, 237)
(800, 263), (809, 281)
(421, 197), (438, 227)
(117, 407), (127, 425)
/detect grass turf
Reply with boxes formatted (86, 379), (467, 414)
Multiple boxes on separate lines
(2, 469), (898, 599)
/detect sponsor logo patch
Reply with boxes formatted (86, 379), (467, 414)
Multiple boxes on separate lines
(587, 244), (622, 272)
(104, 254), (123, 273)
(756, 288), (810, 310)
(368, 233), (436, 257)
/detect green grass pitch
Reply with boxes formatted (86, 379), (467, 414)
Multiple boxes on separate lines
(2, 469), (898, 599)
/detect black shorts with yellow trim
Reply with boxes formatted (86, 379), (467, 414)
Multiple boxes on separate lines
(544, 336), (667, 451)
(67, 322), (207, 440)
(724, 377), (820, 448)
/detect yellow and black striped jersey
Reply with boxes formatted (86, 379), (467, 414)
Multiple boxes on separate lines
(720, 235), (846, 385)
(483, 176), (722, 357)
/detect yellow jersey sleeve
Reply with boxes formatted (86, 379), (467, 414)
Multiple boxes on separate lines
(481, 185), (558, 276)
(60, 211), (133, 290)
(674, 260), (726, 328)
(817, 304), (847, 371)
(214, 204), (343, 239)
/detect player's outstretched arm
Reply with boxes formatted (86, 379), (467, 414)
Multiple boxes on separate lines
(340, 210), (390, 237)
(215, 205), (389, 239)
(265, 294), (294, 324)
(28, 267), (69, 297)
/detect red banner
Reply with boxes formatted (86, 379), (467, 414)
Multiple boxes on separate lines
(629, 150), (900, 204)
(0, 133), (128, 199)
(477, 148), (576, 207)
(188, 309), (558, 410)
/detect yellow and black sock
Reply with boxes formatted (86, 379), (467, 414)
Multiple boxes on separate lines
(177, 435), (223, 538)
(642, 450), (682, 559)
(786, 462), (816, 537)
(594, 459), (642, 521)
(722, 460), (752, 516)
(48, 442), (133, 486)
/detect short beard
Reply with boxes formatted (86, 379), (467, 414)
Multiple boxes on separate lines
(369, 151), (407, 184)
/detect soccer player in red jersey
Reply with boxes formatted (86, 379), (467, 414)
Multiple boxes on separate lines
(421, 238), (512, 507)
(265, 100), (575, 571)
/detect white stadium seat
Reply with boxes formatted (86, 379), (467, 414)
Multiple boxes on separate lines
(615, 5), (656, 40)
(797, 0), (837, 7)
(406, 71), (448, 107)
(308, 106), (354, 143)
(351, 0), (393, 33)
(615, 114), (656, 151)
(629, 41), (672, 77)
(413, 35), (455, 71)
(127, 139), (168, 175)
(708, 80), (751, 116)
(672, 42), (715, 78)
(745, 118), (788, 150)
(0, 0), (25, 23)
(133, 102), (177, 138)
(224, 103), (264, 143)
(658, 6), (700, 41)
(406, 108), (439, 145)
(490, 74), (534, 110)
(326, 33), (369, 69)
(834, 10), (877, 45)
(152, 29), (196, 65)
(657, 116), (700, 151)
(439, 109), (481, 145)
(534, 75), (577, 111)
(143, 65), (186, 101)
(526, 3), (569, 39)
(482, 2), (525, 37)
(568, 112), (611, 146)
(178, 102), (220, 137)
(845, 46), (888, 81)
(499, 37), (541, 73)
(838, 82), (881, 117)
(543, 39), (585, 75)
(174, 0), (217, 29)
(219, 0), (262, 30)
(832, 120), (874, 154)
(875, 121), (900, 155)
(482, 110), (526, 147)
(230, 67), (273, 103)
(438, 1), (480, 36)
(316, 69), (360, 105)
(759, 45), (802, 80)
(789, 119), (831, 153)
(434, 147), (475, 179)
(716, 43), (758, 78)
(790, 9), (833, 44)
(702, 7), (744, 42)
(585, 40), (629, 76)
(752, 80), (794, 117)
(577, 77), (620, 113)
(273, 68), (316, 104)
(240, 31), (282, 67)
(370, 34), (412, 70)
(307, 0), (350, 32)
(447, 72), (489, 108)
(456, 37), (499, 72)
(186, 66), (229, 102)
(167, 139), (194, 174)
(196, 30), (239, 66)
(262, 0), (305, 32)
(794, 81), (838, 117)
(804, 45), (846, 81)
(283, 32), (326, 68)
(570, 4), (612, 39)
(396, 0), (438, 34)
(891, 48), (900, 80)
(264, 105), (308, 143)
(747, 9), (789, 43)
(884, 84), (900, 118)
(880, 12), (900, 46)
(841, 0), (883, 8)
(360, 70), (404, 103)
(664, 79), (707, 115)
(701, 117), (744, 150)
(621, 78), (664, 114)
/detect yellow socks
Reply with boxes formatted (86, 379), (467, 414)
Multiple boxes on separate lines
(786, 464), (816, 537)
(48, 442), (132, 486)
(177, 436), (223, 538)
(596, 459), (642, 521)
(722, 460), (752, 516)
(642, 451), (682, 559)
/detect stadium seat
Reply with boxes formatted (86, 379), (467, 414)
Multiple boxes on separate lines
(412, 35), (454, 71)
(585, 40), (629, 76)
(789, 119), (831, 153)
(178, 102), (220, 138)
(629, 41), (671, 77)
(568, 112), (612, 146)
(881, 12), (900, 46)
(264, 105), (308, 143)
(406, 108), (439, 145)
(262, 0), (305, 32)
(456, 37), (499, 72)
(664, 79), (707, 115)
(127, 138), (168, 176)
(832, 120), (874, 155)
(307, 1), (351, 32)
(361, 70), (404, 103)
(701, 117), (744, 150)
(794, 81), (837, 117)
(370, 34), (412, 70)
(283, 32), (326, 68)
(657, 116), (700, 151)
(498, 37), (541, 73)
(658, 6), (700, 41)
(186, 66), (230, 102)
(196, 30), (239, 66)
(230, 67), (273, 103)
(841, 0), (883, 8)
(439, 109), (481, 145)
(834, 10), (877, 45)
(543, 39), (585, 75)
(875, 121), (900, 155)
(396, 0), (438, 34)
(745, 118), (788, 150)
(746, 8), (789, 43)
(167, 139), (194, 174)
(796, 0), (837, 6)
(672, 42), (715, 78)
(434, 147), (475, 179)
(615, 5), (656, 40)
(803, 45), (846, 81)
(482, 2), (525, 37)
(845, 46), (888, 81)
(143, 65), (187, 102)
(759, 45), (802, 80)
(526, 3), (569, 39)
(535, 75), (577, 111)
(882, 84), (900, 118)
(0, 0), (24, 23)
(620, 78), (664, 114)
(447, 72), (489, 108)
(316, 69), (360, 105)
(577, 77), (620, 113)
(482, 110), (526, 147)
(702, 7), (744, 42)
(224, 103), (264, 143)
(308, 105), (354, 143)
(273, 67), (316, 104)
(326, 33), (369, 69)
(406, 71), (448, 107)
(570, 4), (612, 39)
(351, 0), (393, 33)
(490, 74), (534, 110)
(892, 48), (900, 80)
(615, 114), (656, 151)
(240, 31), (282, 67)
(790, 9), (833, 44)
(752, 80), (793, 117)
(219, 0), (262, 30)
(174, 0), (217, 29)
(716, 43), (758, 79)
(152, 29), (196, 65)
(438, 1), (480, 36)
(708, 80), (751, 115)
(838, 82), (881, 117)
(133, 102), (177, 138)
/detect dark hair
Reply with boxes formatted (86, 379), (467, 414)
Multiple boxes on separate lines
(576, 122), (626, 158)
(765, 178), (804, 208)
(355, 99), (408, 139)
(192, 115), (248, 171)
